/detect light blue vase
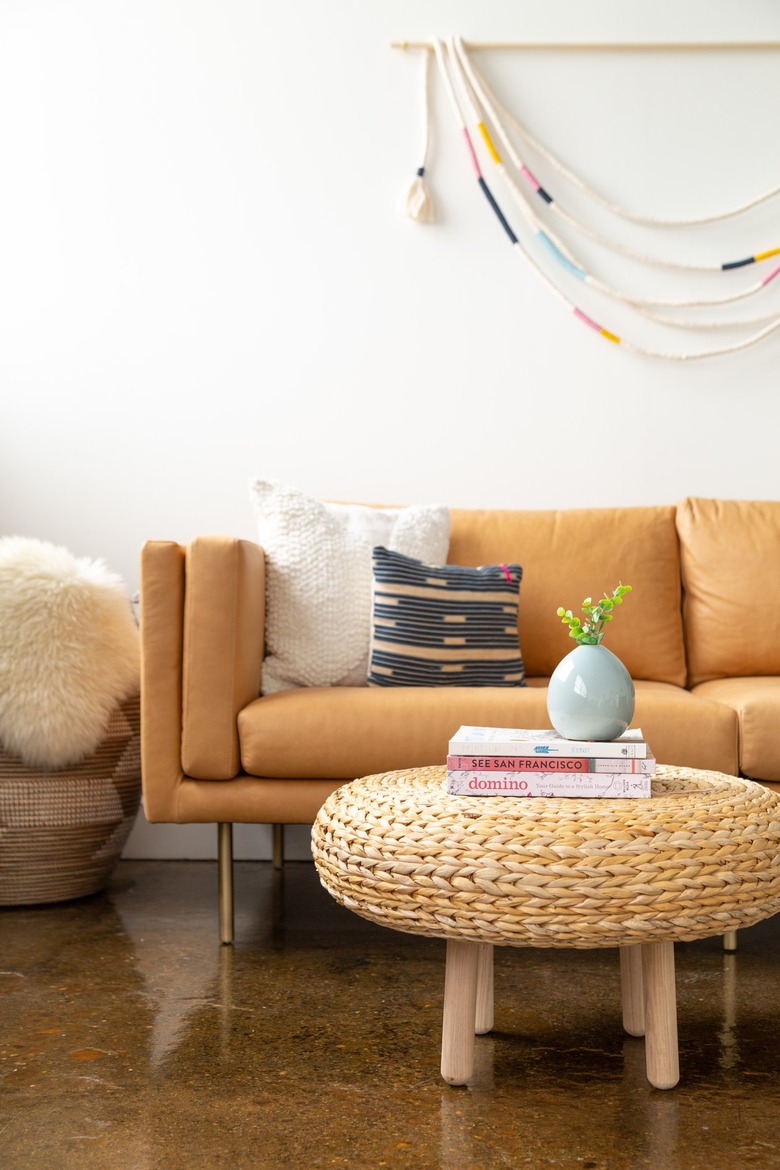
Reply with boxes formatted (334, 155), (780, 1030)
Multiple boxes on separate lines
(546, 644), (636, 742)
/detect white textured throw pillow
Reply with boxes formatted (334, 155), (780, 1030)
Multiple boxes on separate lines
(249, 480), (450, 693)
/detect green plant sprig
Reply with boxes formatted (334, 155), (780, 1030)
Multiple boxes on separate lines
(556, 583), (632, 646)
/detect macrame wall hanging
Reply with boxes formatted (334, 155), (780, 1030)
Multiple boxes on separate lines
(395, 36), (780, 361)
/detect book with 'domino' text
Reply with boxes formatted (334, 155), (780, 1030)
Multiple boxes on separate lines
(448, 725), (649, 758)
(444, 770), (652, 799)
(446, 754), (656, 774)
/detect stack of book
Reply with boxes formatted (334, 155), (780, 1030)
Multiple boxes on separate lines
(445, 725), (655, 799)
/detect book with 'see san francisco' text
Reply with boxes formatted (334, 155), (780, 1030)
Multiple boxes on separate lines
(446, 754), (655, 774)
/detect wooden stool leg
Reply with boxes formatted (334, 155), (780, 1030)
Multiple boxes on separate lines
(620, 944), (645, 1036)
(475, 944), (494, 1035)
(441, 940), (480, 1085)
(642, 941), (679, 1089)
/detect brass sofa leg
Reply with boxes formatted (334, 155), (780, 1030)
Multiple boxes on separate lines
(218, 822), (234, 945)
(723, 930), (738, 952)
(273, 822), (284, 870)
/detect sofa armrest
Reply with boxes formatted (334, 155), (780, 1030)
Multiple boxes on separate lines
(139, 537), (265, 821)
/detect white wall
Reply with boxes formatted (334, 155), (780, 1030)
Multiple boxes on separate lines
(3, 1), (780, 859)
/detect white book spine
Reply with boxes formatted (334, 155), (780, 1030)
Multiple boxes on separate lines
(448, 726), (648, 758)
(444, 771), (652, 799)
(448, 739), (647, 759)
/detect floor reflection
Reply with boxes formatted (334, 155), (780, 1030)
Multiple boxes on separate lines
(718, 952), (739, 1072)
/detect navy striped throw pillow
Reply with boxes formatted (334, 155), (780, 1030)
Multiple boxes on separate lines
(367, 547), (525, 687)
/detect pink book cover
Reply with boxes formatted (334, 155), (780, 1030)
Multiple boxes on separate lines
(446, 754), (656, 774)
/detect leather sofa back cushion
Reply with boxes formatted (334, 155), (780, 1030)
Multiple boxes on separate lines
(448, 504), (686, 686)
(677, 497), (780, 685)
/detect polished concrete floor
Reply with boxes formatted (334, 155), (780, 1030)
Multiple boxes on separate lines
(2, 860), (780, 1170)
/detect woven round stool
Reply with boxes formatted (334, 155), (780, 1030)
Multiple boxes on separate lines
(312, 764), (780, 1089)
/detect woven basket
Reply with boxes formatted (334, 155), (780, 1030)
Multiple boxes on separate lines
(0, 695), (141, 905)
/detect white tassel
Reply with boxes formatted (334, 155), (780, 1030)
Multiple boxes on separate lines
(401, 49), (436, 223)
(402, 168), (435, 224)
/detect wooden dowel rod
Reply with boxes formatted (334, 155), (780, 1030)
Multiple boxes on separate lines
(441, 940), (479, 1085)
(620, 945), (645, 1038)
(642, 941), (679, 1090)
(391, 39), (780, 52)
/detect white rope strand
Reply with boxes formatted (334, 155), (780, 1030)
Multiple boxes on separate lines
(450, 37), (780, 316)
(452, 37), (767, 275)
(458, 39), (780, 229)
(431, 38), (780, 360)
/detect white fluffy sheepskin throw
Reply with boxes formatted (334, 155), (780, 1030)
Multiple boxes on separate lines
(0, 536), (140, 769)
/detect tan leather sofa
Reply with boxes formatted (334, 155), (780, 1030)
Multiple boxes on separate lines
(140, 496), (780, 942)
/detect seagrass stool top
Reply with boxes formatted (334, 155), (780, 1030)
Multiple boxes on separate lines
(311, 764), (780, 949)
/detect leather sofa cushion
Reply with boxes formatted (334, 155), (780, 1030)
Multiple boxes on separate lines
(448, 504), (686, 686)
(692, 677), (780, 781)
(677, 497), (780, 685)
(238, 680), (737, 780)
